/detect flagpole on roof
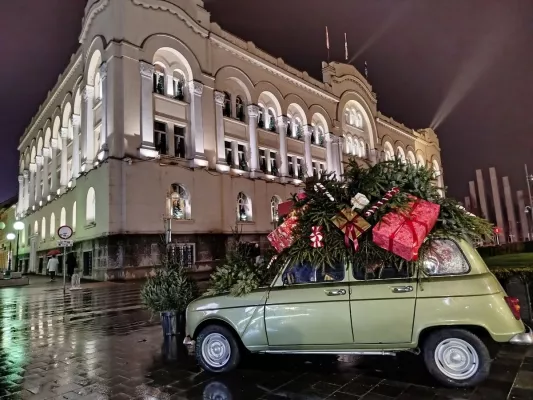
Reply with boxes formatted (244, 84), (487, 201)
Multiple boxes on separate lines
(344, 32), (348, 61)
(325, 26), (330, 63)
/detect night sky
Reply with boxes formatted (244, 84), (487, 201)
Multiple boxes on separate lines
(1, 0), (533, 205)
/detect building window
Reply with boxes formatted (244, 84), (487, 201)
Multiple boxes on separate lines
(72, 202), (77, 232)
(270, 196), (281, 222)
(296, 158), (304, 179)
(168, 243), (195, 268)
(225, 141), (233, 166)
(34, 221), (38, 235)
(238, 144), (248, 171)
(237, 192), (252, 222)
(270, 151), (278, 176)
(174, 126), (186, 158)
(86, 188), (96, 225)
(167, 183), (190, 220)
(355, 112), (363, 129)
(153, 65), (165, 95)
(154, 121), (168, 155)
(236, 96), (245, 121)
(41, 217), (46, 240)
(50, 212), (56, 238)
(223, 92), (231, 117)
(259, 149), (267, 173)
(60, 207), (66, 227)
(288, 157), (294, 177)
(173, 74), (185, 101)
(268, 110), (276, 132)
(258, 107), (265, 128)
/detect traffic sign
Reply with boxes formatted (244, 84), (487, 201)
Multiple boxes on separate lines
(57, 240), (73, 247)
(57, 225), (73, 240)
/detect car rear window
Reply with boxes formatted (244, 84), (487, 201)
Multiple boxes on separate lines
(422, 239), (470, 276)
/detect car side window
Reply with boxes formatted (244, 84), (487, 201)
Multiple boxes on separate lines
(422, 239), (470, 276)
(283, 261), (345, 285)
(353, 260), (412, 281)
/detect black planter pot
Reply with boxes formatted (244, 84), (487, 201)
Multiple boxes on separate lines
(160, 311), (186, 336)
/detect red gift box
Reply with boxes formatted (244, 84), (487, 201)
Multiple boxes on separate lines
(278, 201), (294, 217)
(372, 198), (440, 261)
(268, 216), (299, 253)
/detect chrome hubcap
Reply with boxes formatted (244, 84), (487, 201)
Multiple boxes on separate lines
(201, 333), (231, 368)
(434, 338), (479, 380)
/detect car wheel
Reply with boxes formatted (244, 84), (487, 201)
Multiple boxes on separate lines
(195, 325), (241, 373)
(422, 329), (491, 388)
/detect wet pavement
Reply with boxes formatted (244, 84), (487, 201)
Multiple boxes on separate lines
(1, 279), (533, 400)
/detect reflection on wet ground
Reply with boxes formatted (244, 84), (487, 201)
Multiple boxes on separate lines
(1, 278), (532, 399)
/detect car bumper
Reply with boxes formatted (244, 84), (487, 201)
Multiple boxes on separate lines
(510, 325), (533, 345)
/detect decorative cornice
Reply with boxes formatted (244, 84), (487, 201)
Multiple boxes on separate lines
(35, 155), (44, 166)
(60, 128), (69, 139)
(210, 35), (338, 103)
(51, 138), (58, 149)
(130, 0), (209, 38)
(276, 115), (289, 128)
(189, 81), (203, 96)
(332, 75), (377, 104)
(23, 170), (29, 179)
(247, 104), (259, 118)
(29, 163), (37, 173)
(214, 91), (225, 106)
(82, 85), (95, 101)
(303, 125), (314, 137)
(18, 175), (24, 183)
(376, 117), (427, 146)
(79, 0), (110, 43)
(72, 114), (81, 126)
(19, 54), (82, 151)
(42, 147), (51, 158)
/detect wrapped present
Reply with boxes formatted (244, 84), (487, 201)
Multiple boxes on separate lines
(372, 197), (440, 261)
(331, 208), (371, 250)
(268, 216), (299, 253)
(278, 201), (294, 217)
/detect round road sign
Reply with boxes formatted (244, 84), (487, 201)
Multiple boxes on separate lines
(57, 225), (73, 240)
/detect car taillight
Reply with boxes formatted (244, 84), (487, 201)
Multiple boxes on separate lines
(505, 296), (521, 320)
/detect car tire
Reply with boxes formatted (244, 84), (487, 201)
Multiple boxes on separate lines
(195, 324), (241, 373)
(422, 328), (491, 388)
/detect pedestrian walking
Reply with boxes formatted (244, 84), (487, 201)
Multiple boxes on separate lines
(66, 253), (77, 280)
(47, 255), (59, 281)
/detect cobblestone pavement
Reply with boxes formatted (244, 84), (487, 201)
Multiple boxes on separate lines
(1, 280), (533, 400)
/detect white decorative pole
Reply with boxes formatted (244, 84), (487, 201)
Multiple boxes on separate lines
(98, 62), (109, 159)
(81, 85), (95, 170)
(188, 81), (206, 166)
(277, 116), (289, 182)
(247, 104), (260, 178)
(42, 147), (50, 198)
(139, 62), (157, 158)
(214, 91), (227, 169)
(72, 115), (81, 179)
(303, 125), (314, 177)
(60, 128), (68, 189)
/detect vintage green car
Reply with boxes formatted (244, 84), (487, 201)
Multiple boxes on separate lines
(184, 239), (532, 387)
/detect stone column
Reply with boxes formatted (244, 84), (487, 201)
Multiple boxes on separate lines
(489, 167), (506, 243)
(23, 170), (29, 212)
(98, 62), (109, 159)
(277, 116), (289, 182)
(517, 190), (530, 241)
(337, 136), (345, 177)
(231, 141), (239, 168)
(17, 175), (24, 214)
(503, 176), (518, 242)
(28, 163), (36, 209)
(303, 125), (314, 178)
(291, 155), (298, 178)
(81, 85), (95, 170)
(189, 81), (206, 165)
(325, 133), (334, 174)
(60, 128), (68, 188)
(50, 138), (58, 194)
(166, 74), (175, 97)
(35, 156), (43, 204)
(247, 104), (260, 177)
(476, 169), (489, 221)
(139, 62), (157, 158)
(214, 91), (227, 168)
(72, 115), (81, 179)
(42, 147), (50, 199)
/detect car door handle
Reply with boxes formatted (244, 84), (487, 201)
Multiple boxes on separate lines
(391, 286), (413, 293)
(325, 289), (346, 296)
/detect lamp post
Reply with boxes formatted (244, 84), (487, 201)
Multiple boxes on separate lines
(5, 233), (15, 274)
(13, 221), (24, 273)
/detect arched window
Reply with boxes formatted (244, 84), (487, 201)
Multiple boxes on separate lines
(294, 118), (303, 139)
(153, 64), (166, 95)
(257, 104), (266, 128)
(353, 140), (360, 157)
(344, 110), (350, 124)
(94, 71), (102, 102)
(396, 147), (406, 164)
(72, 202), (77, 231)
(50, 212), (56, 238)
(237, 192), (252, 222)
(60, 207), (66, 227)
(34, 221), (38, 235)
(268, 109), (276, 131)
(417, 154), (426, 168)
(384, 142), (394, 161)
(345, 137), (352, 154)
(223, 92), (231, 117)
(355, 112), (363, 129)
(41, 217), (46, 240)
(86, 188), (96, 225)
(407, 151), (416, 165)
(167, 183), (191, 220)
(173, 71), (185, 101)
(270, 196), (281, 222)
(235, 96), (244, 121)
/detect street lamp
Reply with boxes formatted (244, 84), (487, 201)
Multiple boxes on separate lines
(5, 233), (15, 274)
(13, 221), (24, 273)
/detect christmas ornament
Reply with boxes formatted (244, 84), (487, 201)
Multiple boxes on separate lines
(331, 208), (371, 250)
(364, 187), (400, 217)
(314, 183), (335, 202)
(373, 197), (440, 261)
(310, 226), (324, 248)
(268, 216), (299, 253)
(351, 193), (370, 211)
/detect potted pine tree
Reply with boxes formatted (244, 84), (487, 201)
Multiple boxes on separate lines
(141, 263), (198, 336)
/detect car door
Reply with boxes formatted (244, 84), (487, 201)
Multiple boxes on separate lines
(265, 261), (353, 347)
(349, 261), (417, 344)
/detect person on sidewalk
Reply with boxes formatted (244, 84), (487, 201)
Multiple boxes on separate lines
(47, 255), (59, 282)
(66, 253), (77, 280)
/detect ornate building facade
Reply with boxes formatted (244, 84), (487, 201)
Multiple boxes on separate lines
(15, 0), (442, 280)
